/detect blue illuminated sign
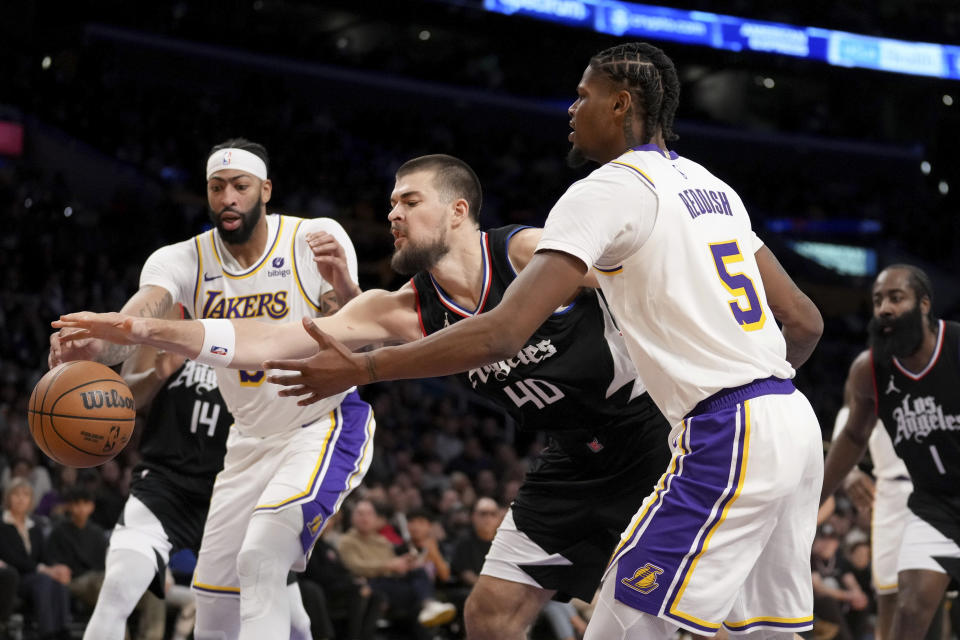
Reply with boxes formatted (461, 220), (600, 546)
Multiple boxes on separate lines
(483, 0), (960, 81)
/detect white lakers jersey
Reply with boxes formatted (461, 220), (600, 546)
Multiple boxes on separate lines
(538, 144), (794, 426)
(833, 407), (909, 481)
(140, 214), (358, 437)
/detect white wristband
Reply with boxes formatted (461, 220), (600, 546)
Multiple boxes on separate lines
(196, 319), (236, 367)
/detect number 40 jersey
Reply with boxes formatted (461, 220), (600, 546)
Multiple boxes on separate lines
(412, 224), (651, 436)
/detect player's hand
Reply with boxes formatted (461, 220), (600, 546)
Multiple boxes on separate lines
(52, 312), (152, 349)
(842, 468), (876, 513)
(264, 317), (367, 405)
(307, 231), (360, 303)
(49, 325), (105, 368)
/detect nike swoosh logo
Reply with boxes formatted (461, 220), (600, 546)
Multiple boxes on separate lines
(203, 274), (223, 282)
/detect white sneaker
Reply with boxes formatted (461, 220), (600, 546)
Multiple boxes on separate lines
(417, 600), (457, 627)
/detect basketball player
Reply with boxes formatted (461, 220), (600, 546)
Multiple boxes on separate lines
(830, 394), (912, 640)
(55, 154), (673, 640)
(49, 138), (373, 640)
(244, 43), (825, 639)
(823, 264), (960, 638)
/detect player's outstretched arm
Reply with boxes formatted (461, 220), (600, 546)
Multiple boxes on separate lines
(755, 245), (823, 368)
(48, 285), (174, 368)
(265, 250), (586, 403)
(821, 351), (877, 503)
(54, 288), (419, 370)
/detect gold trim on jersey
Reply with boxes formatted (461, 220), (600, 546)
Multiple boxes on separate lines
(192, 235), (204, 318)
(291, 219), (322, 312)
(609, 160), (656, 189)
(209, 216), (285, 279)
(191, 578), (241, 595)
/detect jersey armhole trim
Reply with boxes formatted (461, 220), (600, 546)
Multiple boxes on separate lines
(291, 218), (322, 313)
(869, 349), (879, 416)
(192, 235), (204, 318)
(410, 278), (428, 337)
(504, 225), (535, 278)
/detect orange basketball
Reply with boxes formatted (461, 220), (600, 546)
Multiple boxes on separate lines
(28, 361), (136, 468)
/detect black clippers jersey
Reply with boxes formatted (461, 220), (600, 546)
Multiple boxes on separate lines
(136, 360), (232, 495)
(412, 225), (651, 438)
(874, 320), (960, 499)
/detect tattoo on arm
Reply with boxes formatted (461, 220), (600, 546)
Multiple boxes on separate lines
(319, 290), (341, 317)
(98, 292), (173, 365)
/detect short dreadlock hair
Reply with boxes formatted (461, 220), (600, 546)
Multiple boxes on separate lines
(589, 42), (680, 144)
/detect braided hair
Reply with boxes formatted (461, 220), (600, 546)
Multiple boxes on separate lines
(589, 42), (680, 144)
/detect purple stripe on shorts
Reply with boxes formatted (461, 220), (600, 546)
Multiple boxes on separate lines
(298, 390), (373, 553)
(613, 402), (745, 630)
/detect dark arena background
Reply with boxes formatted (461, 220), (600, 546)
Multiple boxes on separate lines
(2, 1), (959, 638)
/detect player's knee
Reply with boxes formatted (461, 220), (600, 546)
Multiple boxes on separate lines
(237, 544), (288, 619)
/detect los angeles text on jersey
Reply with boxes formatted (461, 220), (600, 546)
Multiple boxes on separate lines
(200, 290), (289, 319)
(167, 360), (219, 395)
(892, 393), (960, 446)
(467, 339), (557, 387)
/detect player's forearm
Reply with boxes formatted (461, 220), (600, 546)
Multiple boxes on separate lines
(363, 310), (523, 385)
(780, 300), (823, 369)
(145, 318), (320, 369)
(821, 431), (869, 504)
(95, 342), (138, 366)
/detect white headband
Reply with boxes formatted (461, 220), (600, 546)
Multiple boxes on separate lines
(206, 148), (268, 181)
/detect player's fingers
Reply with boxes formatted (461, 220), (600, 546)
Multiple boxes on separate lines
(263, 358), (306, 372)
(297, 393), (322, 407)
(59, 329), (92, 343)
(300, 317), (332, 347)
(265, 370), (305, 385)
(276, 384), (311, 397)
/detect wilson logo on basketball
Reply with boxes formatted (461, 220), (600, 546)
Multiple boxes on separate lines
(80, 389), (134, 411)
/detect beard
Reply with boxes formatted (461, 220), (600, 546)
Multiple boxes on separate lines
(566, 145), (588, 168)
(209, 197), (263, 245)
(390, 233), (450, 276)
(867, 303), (926, 361)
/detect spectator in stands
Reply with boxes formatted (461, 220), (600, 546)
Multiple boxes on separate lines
(44, 487), (106, 609)
(0, 478), (72, 640)
(450, 497), (500, 591)
(339, 498), (456, 634)
(811, 523), (869, 640)
(0, 561), (19, 639)
(406, 508), (451, 585)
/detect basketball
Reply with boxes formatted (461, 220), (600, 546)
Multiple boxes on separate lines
(28, 361), (136, 468)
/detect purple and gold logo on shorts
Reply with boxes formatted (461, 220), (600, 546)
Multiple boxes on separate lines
(620, 563), (664, 594)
